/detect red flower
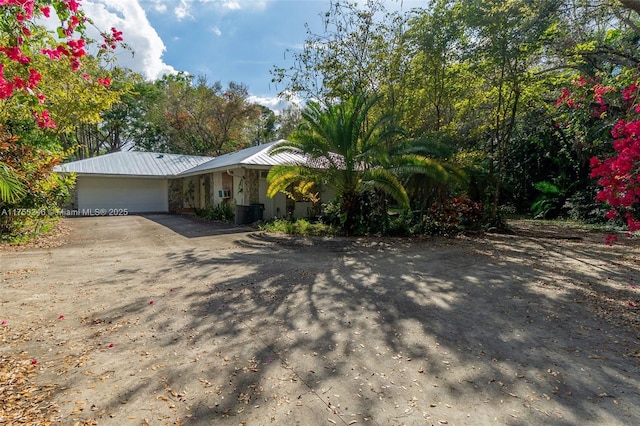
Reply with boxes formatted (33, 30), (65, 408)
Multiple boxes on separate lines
(31, 359), (38, 365)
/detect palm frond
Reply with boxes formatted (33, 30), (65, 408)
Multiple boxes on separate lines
(362, 168), (410, 208)
(0, 162), (26, 204)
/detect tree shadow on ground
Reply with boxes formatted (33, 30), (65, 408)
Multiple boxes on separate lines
(18, 221), (640, 425)
(66, 224), (640, 425)
(142, 213), (250, 238)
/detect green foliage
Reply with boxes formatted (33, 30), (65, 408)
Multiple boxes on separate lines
(318, 194), (484, 237)
(0, 128), (74, 238)
(259, 218), (337, 236)
(563, 188), (611, 225)
(271, 0), (402, 102)
(0, 162), (26, 203)
(267, 92), (411, 235)
(139, 76), (261, 156)
(530, 181), (564, 219)
(195, 203), (235, 222)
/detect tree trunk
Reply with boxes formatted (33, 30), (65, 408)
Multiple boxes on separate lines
(340, 190), (362, 236)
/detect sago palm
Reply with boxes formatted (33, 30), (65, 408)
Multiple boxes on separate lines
(267, 93), (409, 235)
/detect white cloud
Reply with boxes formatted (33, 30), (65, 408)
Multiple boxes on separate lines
(222, 1), (241, 10)
(83, 0), (177, 80)
(151, 0), (167, 14)
(174, 0), (192, 20)
(211, 26), (222, 36)
(248, 93), (301, 114)
(170, 0), (270, 18)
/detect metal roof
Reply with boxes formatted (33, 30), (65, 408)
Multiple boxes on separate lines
(177, 140), (307, 177)
(55, 151), (215, 177)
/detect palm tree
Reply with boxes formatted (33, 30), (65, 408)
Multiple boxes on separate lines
(267, 92), (445, 235)
(0, 162), (25, 204)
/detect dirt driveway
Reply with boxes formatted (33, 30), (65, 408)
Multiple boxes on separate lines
(1, 215), (640, 425)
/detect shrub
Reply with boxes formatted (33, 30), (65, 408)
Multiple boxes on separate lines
(0, 134), (74, 241)
(423, 195), (484, 234)
(195, 202), (234, 222)
(260, 218), (337, 236)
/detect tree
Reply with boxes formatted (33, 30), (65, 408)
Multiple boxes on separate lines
(1, 0), (122, 202)
(275, 105), (303, 140)
(551, 2), (640, 230)
(267, 93), (409, 235)
(458, 0), (559, 226)
(144, 76), (258, 155)
(402, 1), (467, 136)
(271, 0), (403, 103)
(248, 104), (276, 146)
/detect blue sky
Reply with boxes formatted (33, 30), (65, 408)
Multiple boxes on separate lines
(83, 1), (422, 110)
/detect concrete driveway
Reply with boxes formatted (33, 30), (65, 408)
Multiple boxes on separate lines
(1, 215), (640, 425)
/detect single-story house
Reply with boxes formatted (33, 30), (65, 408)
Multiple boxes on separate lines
(55, 140), (332, 222)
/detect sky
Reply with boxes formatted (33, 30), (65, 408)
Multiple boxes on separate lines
(81, 0), (423, 111)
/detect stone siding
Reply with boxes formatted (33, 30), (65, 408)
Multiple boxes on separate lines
(168, 178), (183, 213)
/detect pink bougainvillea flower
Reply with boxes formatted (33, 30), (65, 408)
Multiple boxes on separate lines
(632, 286), (637, 289)
(1, 320), (7, 326)
(149, 300), (154, 305)
(628, 302), (635, 307)
(34, 109), (56, 128)
(31, 359), (38, 365)
(108, 343), (114, 348)
(58, 314), (64, 319)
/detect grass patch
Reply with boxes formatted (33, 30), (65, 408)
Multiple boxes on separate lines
(259, 218), (337, 236)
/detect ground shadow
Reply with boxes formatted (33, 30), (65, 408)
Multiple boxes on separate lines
(141, 213), (251, 238)
(65, 225), (640, 425)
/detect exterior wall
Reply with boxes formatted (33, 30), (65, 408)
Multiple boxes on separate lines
(179, 167), (336, 221)
(182, 177), (198, 210)
(168, 178), (183, 213)
(245, 169), (260, 204)
(258, 175), (286, 219)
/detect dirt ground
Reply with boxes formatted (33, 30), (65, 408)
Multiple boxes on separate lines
(1, 215), (640, 426)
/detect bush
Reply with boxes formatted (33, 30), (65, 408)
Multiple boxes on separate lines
(0, 133), (74, 241)
(260, 218), (337, 236)
(422, 195), (484, 235)
(195, 202), (234, 222)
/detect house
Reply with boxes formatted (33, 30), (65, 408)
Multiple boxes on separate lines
(55, 140), (327, 222)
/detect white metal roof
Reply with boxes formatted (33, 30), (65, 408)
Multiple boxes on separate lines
(55, 140), (309, 178)
(55, 151), (215, 177)
(177, 140), (306, 177)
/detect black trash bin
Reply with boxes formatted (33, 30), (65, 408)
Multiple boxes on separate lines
(235, 205), (250, 225)
(248, 203), (264, 223)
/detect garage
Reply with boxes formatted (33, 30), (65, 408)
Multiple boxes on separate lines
(55, 151), (214, 214)
(77, 176), (169, 213)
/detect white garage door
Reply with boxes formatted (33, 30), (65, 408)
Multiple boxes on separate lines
(77, 176), (169, 213)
